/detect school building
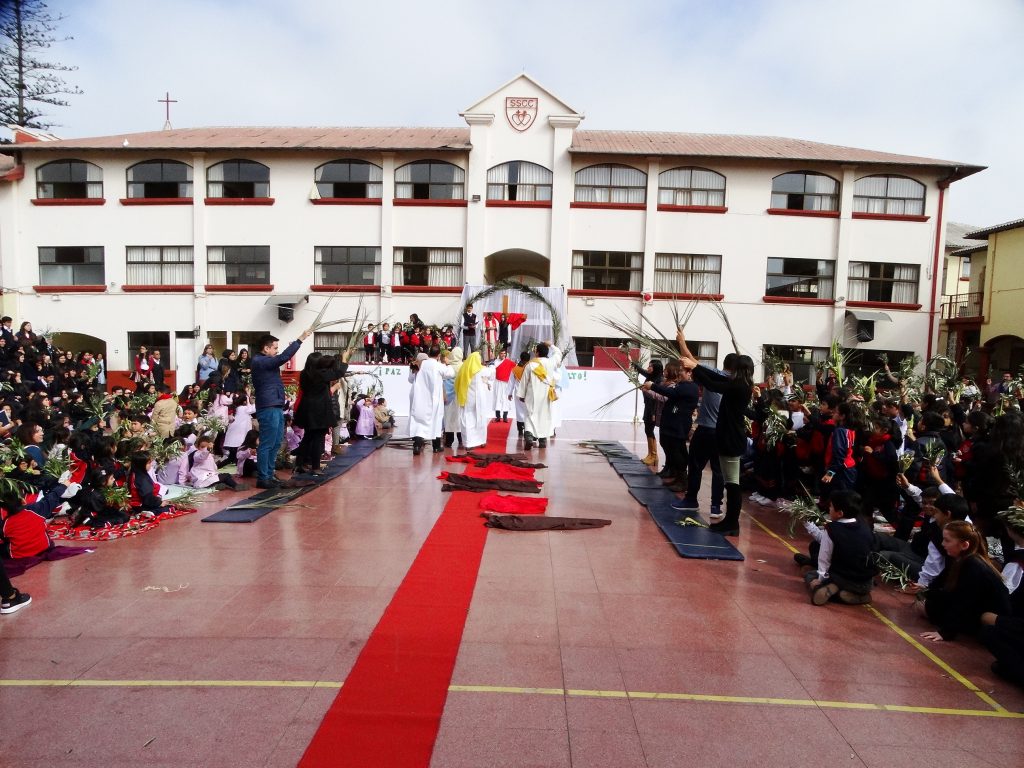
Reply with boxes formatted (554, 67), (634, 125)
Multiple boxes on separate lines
(0, 74), (983, 393)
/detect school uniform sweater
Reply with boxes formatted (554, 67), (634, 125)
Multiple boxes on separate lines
(926, 556), (1011, 640)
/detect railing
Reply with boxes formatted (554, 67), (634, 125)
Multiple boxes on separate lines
(941, 291), (983, 320)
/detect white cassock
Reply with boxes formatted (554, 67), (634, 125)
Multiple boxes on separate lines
(460, 366), (495, 448)
(548, 345), (564, 430)
(408, 358), (454, 440)
(511, 376), (526, 422)
(516, 355), (557, 439)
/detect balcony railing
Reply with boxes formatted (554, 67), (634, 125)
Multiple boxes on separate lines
(941, 292), (983, 320)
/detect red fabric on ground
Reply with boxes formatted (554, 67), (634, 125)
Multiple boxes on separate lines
(443, 455), (475, 464)
(478, 491), (548, 515)
(464, 462), (537, 481)
(299, 420), (513, 768)
(47, 506), (196, 542)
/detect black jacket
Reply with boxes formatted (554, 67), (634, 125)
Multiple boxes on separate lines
(691, 365), (751, 457)
(294, 358), (348, 430)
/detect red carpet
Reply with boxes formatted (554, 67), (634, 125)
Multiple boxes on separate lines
(298, 419), (513, 768)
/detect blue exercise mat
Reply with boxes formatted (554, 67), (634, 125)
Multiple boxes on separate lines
(628, 486), (682, 507)
(621, 474), (670, 489)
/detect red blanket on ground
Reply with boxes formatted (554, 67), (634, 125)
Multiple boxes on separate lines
(47, 506), (196, 542)
(477, 492), (548, 515)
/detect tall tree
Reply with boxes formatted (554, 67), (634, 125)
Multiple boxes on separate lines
(0, 0), (82, 129)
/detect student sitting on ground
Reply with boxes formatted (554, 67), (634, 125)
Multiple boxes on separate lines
(0, 479), (80, 559)
(234, 429), (259, 479)
(127, 452), (170, 518)
(798, 490), (878, 606)
(179, 433), (246, 490)
(980, 508), (1024, 687)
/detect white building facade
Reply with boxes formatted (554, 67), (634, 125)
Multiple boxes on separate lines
(0, 75), (983, 391)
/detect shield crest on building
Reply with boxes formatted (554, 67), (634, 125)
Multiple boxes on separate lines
(505, 97), (538, 132)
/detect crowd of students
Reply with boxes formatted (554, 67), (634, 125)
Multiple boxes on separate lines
(359, 315), (457, 365)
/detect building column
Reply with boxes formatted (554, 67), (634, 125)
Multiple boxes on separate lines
(548, 114), (582, 290)
(642, 157), (660, 293)
(192, 152), (208, 360)
(832, 165), (856, 340)
(379, 153), (395, 321)
(463, 113), (493, 286)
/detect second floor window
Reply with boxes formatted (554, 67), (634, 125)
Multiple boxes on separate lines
(765, 258), (835, 299)
(207, 160), (270, 198)
(854, 175), (925, 216)
(487, 161), (552, 201)
(575, 164), (646, 204)
(658, 167), (725, 207)
(126, 246), (194, 285)
(654, 254), (722, 294)
(394, 161), (464, 200)
(126, 160), (193, 198)
(393, 247), (463, 286)
(315, 160), (383, 199)
(848, 262), (919, 304)
(572, 251), (643, 292)
(313, 331), (353, 356)
(207, 246), (270, 285)
(314, 246), (381, 285)
(771, 172), (839, 212)
(38, 246), (104, 285)
(36, 160), (102, 199)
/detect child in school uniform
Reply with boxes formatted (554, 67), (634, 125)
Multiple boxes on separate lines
(179, 434), (245, 490)
(128, 452), (170, 518)
(363, 324), (376, 363)
(377, 323), (391, 363)
(234, 429), (259, 479)
(1, 480), (79, 559)
(223, 392), (256, 464)
(800, 490), (878, 606)
(354, 395), (376, 439)
(980, 509), (1024, 686)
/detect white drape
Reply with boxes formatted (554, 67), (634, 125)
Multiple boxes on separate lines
(126, 246), (194, 284)
(892, 265), (919, 303)
(847, 262), (870, 301)
(653, 254), (722, 294)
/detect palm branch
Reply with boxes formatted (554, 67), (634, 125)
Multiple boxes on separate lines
(43, 448), (71, 480)
(920, 441), (946, 467)
(786, 484), (828, 537)
(997, 506), (1024, 536)
(102, 485), (131, 511)
(763, 404), (789, 449)
(707, 299), (740, 353)
(873, 555), (915, 590)
(897, 452), (915, 474)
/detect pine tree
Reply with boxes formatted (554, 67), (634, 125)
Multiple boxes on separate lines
(0, 0), (82, 129)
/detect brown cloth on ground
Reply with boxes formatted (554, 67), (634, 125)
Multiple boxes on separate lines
(480, 513), (612, 530)
(440, 475), (542, 494)
(467, 452), (547, 469)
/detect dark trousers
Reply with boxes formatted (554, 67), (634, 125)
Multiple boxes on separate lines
(686, 425), (724, 506)
(297, 427), (329, 470)
(1, 567), (14, 599)
(981, 617), (1024, 686)
(660, 432), (687, 478)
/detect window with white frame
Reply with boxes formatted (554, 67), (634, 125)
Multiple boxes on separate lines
(314, 160), (383, 199)
(126, 160), (193, 198)
(314, 246), (380, 285)
(393, 247), (463, 287)
(207, 246), (270, 285)
(853, 175), (925, 216)
(654, 254), (722, 294)
(763, 345), (830, 385)
(765, 258), (835, 299)
(770, 172), (839, 211)
(574, 164), (646, 204)
(848, 262), (919, 304)
(657, 167), (725, 207)
(394, 161), (464, 200)
(486, 161), (553, 201)
(572, 251), (643, 292)
(36, 160), (103, 199)
(38, 246), (105, 285)
(206, 160), (270, 198)
(314, 332), (352, 356)
(960, 257), (971, 280)
(126, 246), (194, 285)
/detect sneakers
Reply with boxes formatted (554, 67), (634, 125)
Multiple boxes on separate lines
(1, 590), (31, 615)
(671, 498), (699, 511)
(793, 552), (815, 567)
(750, 493), (775, 507)
(256, 477), (282, 489)
(708, 505), (724, 522)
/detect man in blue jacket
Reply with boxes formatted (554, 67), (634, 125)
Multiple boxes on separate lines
(252, 329), (311, 488)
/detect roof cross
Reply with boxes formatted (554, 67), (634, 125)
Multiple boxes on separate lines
(158, 91), (178, 130)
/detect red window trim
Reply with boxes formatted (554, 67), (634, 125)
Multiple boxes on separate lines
(311, 198), (383, 206)
(568, 289), (643, 298)
(203, 284), (275, 292)
(31, 198), (105, 206)
(1, 164), (25, 181)
(204, 197), (276, 206)
(656, 204), (728, 214)
(391, 285), (463, 294)
(392, 198), (468, 208)
(650, 292), (725, 301)
(33, 285), (107, 293)
(852, 212), (929, 223)
(121, 284), (195, 292)
(570, 202), (646, 211)
(766, 208), (839, 219)
(762, 295), (836, 306)
(120, 197), (194, 206)
(845, 300), (922, 311)
(486, 200), (553, 209)
(310, 284), (382, 293)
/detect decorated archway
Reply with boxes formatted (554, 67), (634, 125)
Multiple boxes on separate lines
(484, 249), (549, 287)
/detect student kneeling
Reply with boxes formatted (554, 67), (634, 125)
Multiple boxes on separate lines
(800, 490), (877, 606)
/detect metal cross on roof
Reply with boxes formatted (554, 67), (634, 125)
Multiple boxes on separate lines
(158, 91), (178, 130)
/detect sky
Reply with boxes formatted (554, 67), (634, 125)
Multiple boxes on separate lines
(13, 0), (1024, 227)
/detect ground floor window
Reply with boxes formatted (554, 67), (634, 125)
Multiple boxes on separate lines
(128, 331), (171, 367)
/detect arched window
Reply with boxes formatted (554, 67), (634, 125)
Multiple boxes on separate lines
(486, 161), (552, 202)
(206, 159), (270, 198)
(854, 175), (925, 216)
(394, 160), (464, 200)
(658, 167), (725, 207)
(126, 160), (192, 199)
(575, 164), (646, 204)
(36, 160), (103, 199)
(315, 160), (383, 199)
(770, 171), (839, 212)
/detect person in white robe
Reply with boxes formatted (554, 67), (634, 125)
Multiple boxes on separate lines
(546, 343), (565, 432)
(442, 347), (464, 447)
(456, 352), (495, 449)
(407, 349), (454, 455)
(516, 342), (558, 450)
(510, 351), (530, 436)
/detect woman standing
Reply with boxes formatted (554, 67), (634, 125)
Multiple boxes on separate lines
(294, 350), (349, 474)
(133, 345), (153, 385)
(646, 362), (699, 488)
(677, 328), (753, 536)
(197, 344), (218, 384)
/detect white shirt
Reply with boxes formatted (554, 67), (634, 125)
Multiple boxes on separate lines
(804, 517), (860, 580)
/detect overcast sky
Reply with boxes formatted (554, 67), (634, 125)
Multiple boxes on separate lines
(21, 0), (1024, 227)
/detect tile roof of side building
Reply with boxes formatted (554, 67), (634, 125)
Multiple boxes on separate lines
(965, 217), (1024, 240)
(8, 126), (985, 180)
(946, 221), (980, 250)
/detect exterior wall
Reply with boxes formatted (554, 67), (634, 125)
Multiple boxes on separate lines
(980, 227), (1024, 345)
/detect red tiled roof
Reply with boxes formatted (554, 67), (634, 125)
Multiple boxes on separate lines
(10, 127), (473, 152)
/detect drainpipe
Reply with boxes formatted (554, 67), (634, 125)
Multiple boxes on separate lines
(926, 175), (952, 361)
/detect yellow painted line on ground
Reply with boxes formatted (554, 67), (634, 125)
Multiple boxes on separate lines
(744, 509), (1009, 713)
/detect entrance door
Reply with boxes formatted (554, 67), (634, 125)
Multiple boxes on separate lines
(176, 335), (197, 389)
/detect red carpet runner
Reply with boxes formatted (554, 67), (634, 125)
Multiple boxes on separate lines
(298, 419), (514, 768)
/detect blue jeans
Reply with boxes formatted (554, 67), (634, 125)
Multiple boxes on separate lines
(255, 407), (285, 482)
